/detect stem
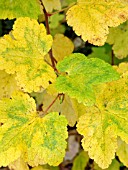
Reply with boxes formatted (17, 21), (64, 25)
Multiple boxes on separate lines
(43, 94), (59, 115)
(111, 50), (114, 65)
(40, 0), (58, 72)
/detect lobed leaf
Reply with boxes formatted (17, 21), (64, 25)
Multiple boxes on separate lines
(77, 63), (128, 168)
(0, 17), (56, 92)
(66, 0), (128, 45)
(0, 0), (42, 19)
(55, 53), (119, 106)
(0, 92), (68, 167)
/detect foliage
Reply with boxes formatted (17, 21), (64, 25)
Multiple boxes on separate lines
(0, 0), (128, 170)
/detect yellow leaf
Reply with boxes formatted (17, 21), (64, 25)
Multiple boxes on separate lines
(0, 92), (68, 167)
(0, 17), (56, 93)
(66, 0), (128, 45)
(77, 63), (128, 168)
(42, 0), (61, 12)
(52, 34), (74, 62)
(116, 138), (128, 167)
(31, 164), (59, 170)
(9, 157), (29, 170)
(45, 34), (74, 65)
(0, 70), (19, 99)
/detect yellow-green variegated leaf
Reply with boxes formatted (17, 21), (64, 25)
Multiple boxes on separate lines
(42, 0), (61, 12)
(0, 70), (19, 99)
(0, 17), (56, 93)
(116, 138), (128, 167)
(55, 53), (119, 106)
(77, 63), (128, 168)
(66, 0), (128, 46)
(107, 21), (128, 59)
(0, 92), (68, 167)
(0, 0), (42, 19)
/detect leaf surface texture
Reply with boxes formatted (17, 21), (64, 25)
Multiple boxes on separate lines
(0, 92), (68, 167)
(66, 0), (128, 45)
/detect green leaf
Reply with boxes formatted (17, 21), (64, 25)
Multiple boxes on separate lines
(107, 21), (128, 59)
(0, 0), (41, 19)
(0, 17), (56, 93)
(72, 151), (89, 170)
(55, 53), (119, 106)
(0, 91), (68, 167)
(66, 0), (128, 45)
(77, 63), (128, 168)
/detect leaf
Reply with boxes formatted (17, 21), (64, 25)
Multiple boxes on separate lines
(42, 90), (77, 127)
(0, 0), (42, 19)
(72, 151), (89, 170)
(0, 17), (56, 93)
(31, 165), (59, 170)
(116, 138), (128, 167)
(42, 0), (61, 12)
(0, 92), (68, 167)
(0, 70), (19, 99)
(94, 159), (120, 170)
(55, 53), (120, 106)
(66, 0), (128, 46)
(49, 14), (65, 29)
(88, 44), (128, 65)
(45, 34), (74, 64)
(107, 21), (128, 59)
(8, 157), (29, 170)
(88, 45), (112, 64)
(77, 63), (128, 168)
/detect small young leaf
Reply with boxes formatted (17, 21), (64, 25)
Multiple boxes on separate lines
(0, 0), (41, 19)
(42, 0), (61, 12)
(0, 92), (68, 167)
(45, 34), (74, 64)
(55, 53), (119, 106)
(66, 0), (128, 45)
(77, 63), (128, 168)
(0, 17), (56, 92)
(107, 21), (128, 59)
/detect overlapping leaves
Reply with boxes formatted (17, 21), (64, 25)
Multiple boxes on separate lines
(0, 17), (56, 92)
(0, 92), (68, 167)
(66, 0), (128, 45)
(55, 53), (119, 106)
(107, 21), (128, 59)
(77, 63), (128, 168)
